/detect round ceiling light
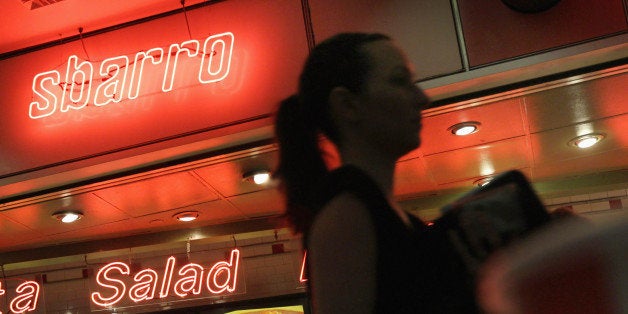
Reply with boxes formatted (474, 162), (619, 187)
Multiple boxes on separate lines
(243, 170), (271, 185)
(52, 211), (83, 223)
(448, 121), (481, 136)
(474, 177), (493, 187)
(174, 211), (199, 222)
(569, 133), (605, 149)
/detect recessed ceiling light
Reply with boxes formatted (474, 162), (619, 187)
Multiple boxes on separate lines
(52, 211), (83, 223)
(174, 211), (199, 222)
(448, 121), (481, 136)
(473, 177), (493, 187)
(243, 170), (271, 185)
(569, 133), (605, 149)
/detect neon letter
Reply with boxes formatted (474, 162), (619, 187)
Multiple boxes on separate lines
(60, 55), (94, 112)
(162, 40), (199, 92)
(0, 280), (5, 314)
(91, 262), (129, 307)
(29, 71), (61, 119)
(9, 281), (40, 314)
(299, 251), (308, 283)
(94, 56), (129, 106)
(128, 269), (158, 302)
(207, 249), (240, 294)
(159, 256), (176, 298)
(174, 263), (204, 297)
(198, 32), (234, 84)
(127, 48), (164, 99)
(29, 33), (236, 118)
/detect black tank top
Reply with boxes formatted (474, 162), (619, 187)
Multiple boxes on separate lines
(311, 165), (480, 313)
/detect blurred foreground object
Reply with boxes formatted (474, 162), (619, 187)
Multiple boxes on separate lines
(477, 216), (628, 314)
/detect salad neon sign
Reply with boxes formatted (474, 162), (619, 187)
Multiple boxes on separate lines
(91, 248), (240, 308)
(29, 32), (234, 119)
(0, 280), (40, 314)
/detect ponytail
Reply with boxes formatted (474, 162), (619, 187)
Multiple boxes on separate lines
(274, 95), (328, 234)
(274, 32), (391, 234)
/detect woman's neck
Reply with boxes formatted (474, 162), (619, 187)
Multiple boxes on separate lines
(341, 149), (413, 227)
(340, 147), (397, 199)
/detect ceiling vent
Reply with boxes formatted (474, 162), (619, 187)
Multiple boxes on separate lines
(21, 0), (66, 10)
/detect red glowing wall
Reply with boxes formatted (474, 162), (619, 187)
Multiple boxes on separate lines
(0, 0), (308, 181)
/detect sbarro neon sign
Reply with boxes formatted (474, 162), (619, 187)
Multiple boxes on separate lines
(91, 248), (240, 308)
(29, 32), (234, 119)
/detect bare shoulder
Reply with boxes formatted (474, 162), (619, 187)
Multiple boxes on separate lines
(308, 192), (377, 313)
(311, 192), (375, 239)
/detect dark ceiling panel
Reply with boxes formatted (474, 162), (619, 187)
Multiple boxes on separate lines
(227, 189), (284, 219)
(423, 136), (530, 184)
(420, 97), (525, 155)
(308, 0), (462, 80)
(458, 0), (628, 67)
(525, 72), (628, 133)
(393, 157), (437, 198)
(194, 151), (278, 197)
(1, 192), (130, 236)
(93, 171), (219, 216)
(530, 114), (628, 166)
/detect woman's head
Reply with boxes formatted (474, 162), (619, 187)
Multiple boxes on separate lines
(332, 37), (428, 158)
(297, 33), (391, 143)
(274, 32), (428, 233)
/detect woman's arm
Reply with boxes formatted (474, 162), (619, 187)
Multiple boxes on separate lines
(308, 193), (377, 314)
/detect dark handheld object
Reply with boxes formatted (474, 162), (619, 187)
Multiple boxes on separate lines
(435, 170), (552, 275)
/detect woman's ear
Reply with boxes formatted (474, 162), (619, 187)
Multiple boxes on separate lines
(329, 86), (360, 123)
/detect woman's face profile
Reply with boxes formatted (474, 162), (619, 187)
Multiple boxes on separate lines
(355, 40), (429, 157)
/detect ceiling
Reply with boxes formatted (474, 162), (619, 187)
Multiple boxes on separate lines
(0, 0), (209, 55)
(0, 0), (627, 265)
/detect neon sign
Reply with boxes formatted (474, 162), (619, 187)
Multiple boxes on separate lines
(90, 248), (240, 308)
(0, 280), (41, 314)
(299, 251), (308, 283)
(29, 32), (234, 119)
